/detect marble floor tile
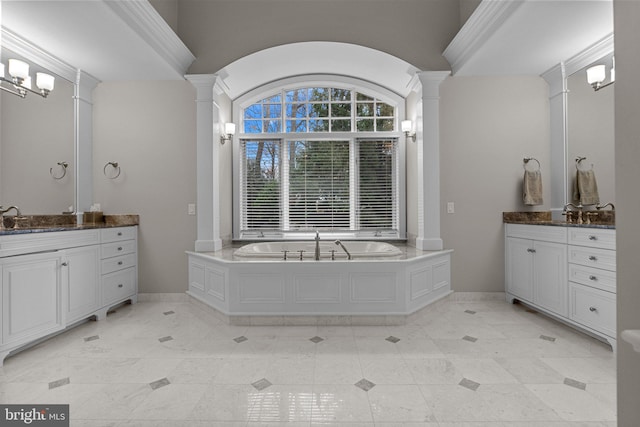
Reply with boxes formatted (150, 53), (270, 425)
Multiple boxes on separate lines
(0, 299), (617, 425)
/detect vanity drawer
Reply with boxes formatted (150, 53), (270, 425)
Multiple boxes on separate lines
(569, 282), (616, 337)
(568, 228), (615, 250)
(102, 267), (136, 306)
(101, 240), (136, 259)
(569, 264), (616, 293)
(101, 253), (136, 275)
(101, 227), (137, 243)
(505, 224), (567, 243)
(568, 245), (616, 271)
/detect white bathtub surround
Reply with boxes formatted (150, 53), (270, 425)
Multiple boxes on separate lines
(187, 244), (452, 325)
(234, 240), (403, 259)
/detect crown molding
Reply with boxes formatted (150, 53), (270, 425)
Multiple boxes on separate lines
(563, 33), (614, 76)
(443, 0), (525, 75)
(1, 27), (79, 83)
(104, 0), (195, 78)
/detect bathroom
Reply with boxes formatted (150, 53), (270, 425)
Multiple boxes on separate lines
(1, 0), (640, 424)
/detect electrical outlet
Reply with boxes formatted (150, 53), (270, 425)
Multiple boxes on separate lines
(447, 202), (455, 214)
(188, 203), (196, 215)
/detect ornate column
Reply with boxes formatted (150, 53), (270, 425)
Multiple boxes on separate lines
(186, 74), (222, 251)
(415, 71), (449, 251)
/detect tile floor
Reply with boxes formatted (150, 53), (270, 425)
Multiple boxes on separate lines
(0, 297), (617, 426)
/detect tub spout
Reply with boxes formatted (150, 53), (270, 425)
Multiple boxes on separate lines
(334, 240), (352, 260)
(315, 230), (321, 261)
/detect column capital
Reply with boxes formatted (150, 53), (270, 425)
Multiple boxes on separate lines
(185, 74), (219, 100)
(417, 71), (450, 98)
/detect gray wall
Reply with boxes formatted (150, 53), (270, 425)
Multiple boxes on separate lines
(440, 76), (550, 292)
(92, 80), (197, 293)
(177, 0), (460, 73)
(614, 0), (640, 424)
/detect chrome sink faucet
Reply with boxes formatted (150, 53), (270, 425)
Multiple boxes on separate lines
(315, 230), (321, 261)
(0, 205), (22, 229)
(562, 203), (584, 224)
(334, 240), (352, 260)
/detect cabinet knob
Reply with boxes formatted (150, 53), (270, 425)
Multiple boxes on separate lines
(118, 261), (123, 265)
(61, 262), (68, 267)
(118, 284), (123, 288)
(588, 255), (598, 261)
(117, 232), (123, 236)
(589, 275), (598, 281)
(589, 306), (598, 312)
(588, 235), (598, 241)
(117, 247), (123, 251)
(527, 248), (536, 253)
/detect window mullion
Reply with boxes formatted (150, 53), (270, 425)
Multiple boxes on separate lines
(350, 139), (357, 230)
(281, 140), (290, 231)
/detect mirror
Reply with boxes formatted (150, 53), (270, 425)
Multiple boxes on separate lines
(567, 53), (615, 207)
(0, 48), (75, 214)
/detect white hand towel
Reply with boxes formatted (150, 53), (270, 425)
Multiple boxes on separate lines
(523, 169), (543, 206)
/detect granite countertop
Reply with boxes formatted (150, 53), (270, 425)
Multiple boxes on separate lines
(0, 214), (139, 236)
(503, 211), (615, 229)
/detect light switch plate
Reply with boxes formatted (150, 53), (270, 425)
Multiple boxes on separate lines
(188, 203), (196, 215)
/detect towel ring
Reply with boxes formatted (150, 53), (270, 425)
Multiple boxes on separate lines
(103, 161), (121, 179)
(50, 162), (69, 180)
(523, 157), (541, 172)
(576, 156), (593, 171)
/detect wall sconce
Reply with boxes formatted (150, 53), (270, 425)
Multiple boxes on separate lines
(0, 59), (55, 98)
(586, 57), (615, 91)
(220, 122), (236, 145)
(401, 120), (416, 142)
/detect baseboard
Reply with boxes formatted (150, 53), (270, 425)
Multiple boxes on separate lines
(137, 293), (189, 302)
(449, 291), (506, 301)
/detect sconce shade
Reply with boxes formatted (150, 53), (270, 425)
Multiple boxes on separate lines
(0, 63), (4, 79)
(8, 59), (29, 79)
(401, 120), (412, 133)
(36, 73), (55, 91)
(224, 122), (236, 136)
(586, 64), (606, 85)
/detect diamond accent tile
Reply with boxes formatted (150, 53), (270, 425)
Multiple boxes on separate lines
(309, 336), (324, 343)
(150, 377), (171, 390)
(540, 334), (557, 342)
(234, 336), (248, 343)
(464, 310), (477, 314)
(459, 378), (480, 391)
(385, 336), (401, 343)
(564, 377), (587, 390)
(252, 378), (272, 391)
(83, 335), (100, 342)
(354, 378), (376, 392)
(158, 336), (173, 343)
(49, 377), (70, 390)
(163, 310), (175, 315)
(462, 335), (478, 343)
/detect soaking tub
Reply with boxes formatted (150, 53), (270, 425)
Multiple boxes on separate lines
(233, 241), (403, 259)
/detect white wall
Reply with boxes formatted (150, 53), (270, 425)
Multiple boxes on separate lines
(439, 76), (550, 292)
(92, 80), (196, 293)
(613, 0), (640, 424)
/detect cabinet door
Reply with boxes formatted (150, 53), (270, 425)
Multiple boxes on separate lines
(533, 241), (568, 316)
(506, 237), (534, 302)
(1, 252), (65, 347)
(65, 245), (100, 323)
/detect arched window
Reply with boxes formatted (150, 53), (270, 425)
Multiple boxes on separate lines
(233, 79), (406, 240)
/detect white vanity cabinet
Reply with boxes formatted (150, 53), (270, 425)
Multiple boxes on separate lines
(0, 225), (138, 365)
(1, 251), (65, 350)
(505, 223), (617, 349)
(505, 224), (568, 316)
(568, 228), (616, 343)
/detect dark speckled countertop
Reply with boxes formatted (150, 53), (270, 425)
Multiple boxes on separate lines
(0, 214), (139, 236)
(503, 211), (615, 229)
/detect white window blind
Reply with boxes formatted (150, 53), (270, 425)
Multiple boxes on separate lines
(240, 140), (281, 230)
(240, 138), (398, 233)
